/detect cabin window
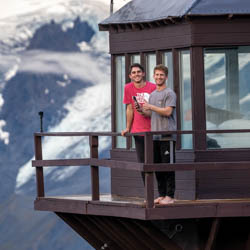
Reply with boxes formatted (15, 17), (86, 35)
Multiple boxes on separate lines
(204, 46), (250, 148)
(180, 50), (193, 149)
(146, 53), (156, 82)
(131, 54), (140, 64)
(115, 55), (126, 148)
(162, 51), (174, 89)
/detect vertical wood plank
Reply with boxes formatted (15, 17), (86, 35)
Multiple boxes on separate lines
(144, 133), (154, 208)
(111, 54), (116, 149)
(90, 135), (99, 201)
(170, 140), (174, 164)
(125, 53), (131, 83)
(140, 52), (145, 71)
(156, 50), (162, 65)
(205, 218), (220, 250)
(126, 53), (132, 150)
(34, 135), (44, 197)
(191, 46), (206, 150)
(173, 48), (181, 150)
(126, 136), (132, 150)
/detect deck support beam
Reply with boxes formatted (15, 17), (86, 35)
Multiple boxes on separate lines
(205, 218), (220, 250)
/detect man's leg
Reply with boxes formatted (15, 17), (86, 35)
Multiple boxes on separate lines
(159, 141), (175, 204)
(154, 141), (167, 203)
(164, 141), (175, 199)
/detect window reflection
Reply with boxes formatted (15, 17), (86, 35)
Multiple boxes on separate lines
(205, 47), (250, 148)
(131, 54), (140, 64)
(163, 51), (173, 89)
(180, 50), (193, 149)
(146, 53), (156, 82)
(115, 56), (126, 148)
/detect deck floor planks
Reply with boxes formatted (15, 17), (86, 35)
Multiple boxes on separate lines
(34, 194), (250, 220)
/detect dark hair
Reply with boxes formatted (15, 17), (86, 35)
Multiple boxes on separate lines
(129, 63), (145, 74)
(154, 64), (168, 76)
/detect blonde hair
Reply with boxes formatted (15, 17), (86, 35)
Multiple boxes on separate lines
(154, 64), (168, 76)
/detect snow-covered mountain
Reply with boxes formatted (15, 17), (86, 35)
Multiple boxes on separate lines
(0, 1), (130, 249)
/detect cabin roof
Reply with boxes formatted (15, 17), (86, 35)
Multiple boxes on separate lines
(100, 0), (250, 27)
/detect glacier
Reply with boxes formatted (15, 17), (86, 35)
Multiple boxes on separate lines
(0, 1), (130, 250)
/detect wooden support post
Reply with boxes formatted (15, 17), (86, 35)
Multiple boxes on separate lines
(191, 46), (206, 150)
(126, 136), (132, 150)
(172, 48), (181, 150)
(205, 218), (220, 250)
(246, 230), (250, 250)
(156, 50), (162, 65)
(89, 135), (99, 201)
(111, 55), (116, 149)
(144, 133), (154, 208)
(34, 135), (45, 197)
(170, 140), (174, 164)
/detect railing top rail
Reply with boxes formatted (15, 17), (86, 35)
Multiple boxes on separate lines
(34, 129), (250, 137)
(34, 132), (121, 136)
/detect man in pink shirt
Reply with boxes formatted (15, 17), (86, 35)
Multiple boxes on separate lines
(121, 63), (156, 176)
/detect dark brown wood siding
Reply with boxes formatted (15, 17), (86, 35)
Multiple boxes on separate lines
(191, 17), (250, 46)
(111, 149), (250, 200)
(110, 149), (158, 198)
(109, 22), (192, 54)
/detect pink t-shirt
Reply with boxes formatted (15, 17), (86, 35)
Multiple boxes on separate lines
(123, 81), (156, 133)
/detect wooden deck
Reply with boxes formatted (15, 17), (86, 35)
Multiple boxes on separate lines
(34, 194), (250, 220)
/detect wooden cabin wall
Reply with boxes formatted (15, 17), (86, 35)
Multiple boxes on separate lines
(111, 148), (250, 200)
(195, 150), (250, 199)
(109, 16), (250, 200)
(109, 22), (192, 54)
(110, 149), (159, 198)
(109, 17), (250, 55)
(191, 17), (250, 47)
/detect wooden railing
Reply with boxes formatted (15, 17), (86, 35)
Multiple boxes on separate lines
(32, 130), (250, 208)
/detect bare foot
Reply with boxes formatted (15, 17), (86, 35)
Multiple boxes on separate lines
(159, 196), (175, 204)
(154, 196), (164, 204)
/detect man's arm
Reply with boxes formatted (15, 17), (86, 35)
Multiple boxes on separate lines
(143, 101), (173, 117)
(134, 102), (151, 117)
(121, 103), (133, 136)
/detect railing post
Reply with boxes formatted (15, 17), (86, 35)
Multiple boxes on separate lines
(126, 136), (132, 150)
(89, 135), (99, 201)
(144, 133), (154, 208)
(34, 135), (45, 197)
(170, 140), (174, 164)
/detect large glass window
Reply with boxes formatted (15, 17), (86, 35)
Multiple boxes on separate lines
(163, 51), (174, 89)
(131, 54), (140, 64)
(180, 50), (193, 149)
(115, 56), (126, 148)
(205, 46), (250, 148)
(146, 53), (156, 82)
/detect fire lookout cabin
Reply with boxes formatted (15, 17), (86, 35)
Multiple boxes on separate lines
(33, 0), (250, 249)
